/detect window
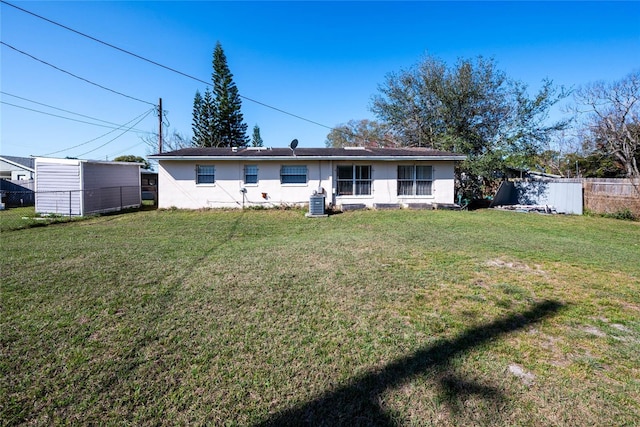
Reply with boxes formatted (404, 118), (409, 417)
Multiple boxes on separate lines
(337, 165), (372, 196)
(196, 165), (215, 184)
(244, 165), (258, 184)
(397, 165), (433, 196)
(280, 165), (307, 184)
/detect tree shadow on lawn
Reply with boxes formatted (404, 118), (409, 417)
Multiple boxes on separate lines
(256, 300), (564, 427)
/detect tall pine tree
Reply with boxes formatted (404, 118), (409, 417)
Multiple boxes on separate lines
(191, 90), (204, 145)
(202, 88), (217, 146)
(251, 124), (264, 147)
(192, 42), (248, 147)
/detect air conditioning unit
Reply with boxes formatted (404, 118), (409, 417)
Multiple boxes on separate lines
(308, 194), (326, 217)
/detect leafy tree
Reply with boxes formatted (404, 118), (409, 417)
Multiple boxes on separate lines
(192, 42), (249, 148)
(251, 124), (264, 147)
(114, 155), (150, 170)
(325, 119), (394, 147)
(561, 152), (625, 178)
(572, 70), (640, 178)
(371, 54), (568, 199)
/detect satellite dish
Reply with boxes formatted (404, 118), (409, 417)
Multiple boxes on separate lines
(290, 139), (298, 150)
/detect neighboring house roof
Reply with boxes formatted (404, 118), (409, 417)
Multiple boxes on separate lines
(502, 166), (563, 181)
(0, 155), (35, 172)
(149, 147), (466, 161)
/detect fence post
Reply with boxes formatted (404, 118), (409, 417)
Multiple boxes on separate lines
(120, 186), (123, 211)
(69, 191), (72, 217)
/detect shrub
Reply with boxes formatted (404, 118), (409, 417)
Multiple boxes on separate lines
(602, 208), (637, 221)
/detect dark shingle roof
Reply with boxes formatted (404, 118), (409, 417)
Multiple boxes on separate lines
(150, 147), (465, 160)
(0, 155), (35, 171)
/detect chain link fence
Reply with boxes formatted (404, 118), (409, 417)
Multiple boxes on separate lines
(1, 186), (149, 231)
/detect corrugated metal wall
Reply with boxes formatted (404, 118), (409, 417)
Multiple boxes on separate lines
(82, 162), (141, 215)
(35, 161), (82, 215)
(35, 159), (141, 216)
(491, 180), (583, 215)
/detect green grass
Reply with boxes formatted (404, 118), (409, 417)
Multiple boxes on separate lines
(0, 207), (77, 232)
(1, 209), (639, 425)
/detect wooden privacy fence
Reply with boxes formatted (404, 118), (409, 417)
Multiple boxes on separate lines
(565, 178), (640, 216)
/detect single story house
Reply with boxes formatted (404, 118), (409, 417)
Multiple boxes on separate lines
(35, 157), (142, 216)
(149, 147), (465, 211)
(0, 155), (36, 209)
(0, 155), (35, 180)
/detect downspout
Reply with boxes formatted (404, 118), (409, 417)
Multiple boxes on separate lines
(329, 160), (335, 207)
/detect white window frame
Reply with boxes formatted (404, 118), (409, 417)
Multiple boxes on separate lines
(280, 165), (307, 185)
(196, 164), (215, 185)
(336, 165), (372, 196)
(244, 165), (258, 185)
(397, 165), (433, 196)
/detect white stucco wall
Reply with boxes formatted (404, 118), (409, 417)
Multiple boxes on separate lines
(157, 159), (457, 209)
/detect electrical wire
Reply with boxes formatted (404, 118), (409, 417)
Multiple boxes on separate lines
(76, 109), (155, 157)
(1, 91), (150, 130)
(1, 100), (151, 133)
(107, 140), (146, 159)
(1, 1), (334, 130)
(41, 108), (155, 156)
(1, 41), (156, 106)
(2, 1), (396, 147)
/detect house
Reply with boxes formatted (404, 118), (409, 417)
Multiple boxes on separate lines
(35, 157), (142, 216)
(0, 156), (36, 208)
(0, 155), (35, 180)
(148, 147), (465, 211)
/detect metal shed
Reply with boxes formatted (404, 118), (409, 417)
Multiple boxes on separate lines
(491, 179), (583, 215)
(35, 157), (141, 216)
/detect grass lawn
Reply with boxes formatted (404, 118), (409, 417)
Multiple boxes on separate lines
(0, 207), (77, 232)
(1, 208), (639, 426)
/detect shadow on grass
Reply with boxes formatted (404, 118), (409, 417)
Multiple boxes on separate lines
(256, 300), (564, 426)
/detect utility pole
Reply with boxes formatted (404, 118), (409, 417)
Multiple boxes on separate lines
(158, 98), (163, 153)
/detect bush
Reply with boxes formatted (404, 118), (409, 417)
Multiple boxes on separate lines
(601, 208), (637, 221)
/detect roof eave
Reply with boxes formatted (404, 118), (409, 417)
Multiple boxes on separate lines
(148, 155), (466, 161)
(0, 157), (35, 172)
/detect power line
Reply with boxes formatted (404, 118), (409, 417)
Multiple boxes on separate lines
(1, 41), (156, 106)
(1, 91), (151, 129)
(1, 100), (151, 133)
(41, 108), (155, 157)
(76, 109), (155, 158)
(107, 140), (146, 159)
(1, 0), (334, 131)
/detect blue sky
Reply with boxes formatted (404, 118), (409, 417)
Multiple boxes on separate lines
(1, 1), (639, 161)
